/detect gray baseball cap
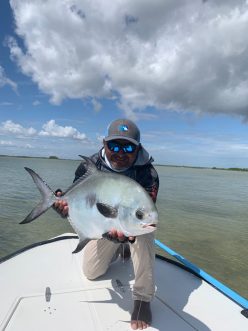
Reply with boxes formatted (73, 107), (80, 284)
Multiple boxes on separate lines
(105, 119), (140, 145)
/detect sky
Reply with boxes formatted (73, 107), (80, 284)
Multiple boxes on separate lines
(1, 0), (248, 168)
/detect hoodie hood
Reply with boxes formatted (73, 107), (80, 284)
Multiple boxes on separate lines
(134, 144), (153, 166)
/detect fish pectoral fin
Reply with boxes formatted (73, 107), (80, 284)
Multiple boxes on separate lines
(72, 238), (90, 254)
(96, 202), (118, 218)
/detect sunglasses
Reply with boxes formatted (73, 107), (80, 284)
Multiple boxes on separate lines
(107, 141), (137, 153)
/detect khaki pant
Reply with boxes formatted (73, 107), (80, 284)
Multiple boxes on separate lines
(83, 232), (155, 302)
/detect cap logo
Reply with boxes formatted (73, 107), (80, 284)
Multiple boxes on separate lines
(118, 124), (128, 132)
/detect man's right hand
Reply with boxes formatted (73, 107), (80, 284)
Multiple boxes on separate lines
(53, 190), (69, 217)
(103, 229), (136, 244)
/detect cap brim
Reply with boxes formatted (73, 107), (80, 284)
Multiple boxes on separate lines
(104, 135), (139, 145)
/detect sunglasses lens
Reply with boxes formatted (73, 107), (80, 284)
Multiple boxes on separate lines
(107, 142), (120, 152)
(123, 144), (136, 153)
(107, 141), (136, 153)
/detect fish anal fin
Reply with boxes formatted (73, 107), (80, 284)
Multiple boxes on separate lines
(96, 202), (118, 218)
(72, 238), (90, 254)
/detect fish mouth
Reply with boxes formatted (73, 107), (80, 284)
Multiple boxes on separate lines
(142, 223), (157, 229)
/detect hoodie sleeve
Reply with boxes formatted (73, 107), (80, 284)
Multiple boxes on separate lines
(136, 164), (159, 203)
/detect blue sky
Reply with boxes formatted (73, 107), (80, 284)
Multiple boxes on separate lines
(1, 0), (248, 167)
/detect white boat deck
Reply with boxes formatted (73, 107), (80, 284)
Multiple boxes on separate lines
(0, 234), (247, 331)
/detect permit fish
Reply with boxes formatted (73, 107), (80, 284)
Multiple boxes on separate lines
(20, 156), (158, 253)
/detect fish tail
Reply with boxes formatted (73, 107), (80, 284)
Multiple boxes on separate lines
(20, 167), (56, 224)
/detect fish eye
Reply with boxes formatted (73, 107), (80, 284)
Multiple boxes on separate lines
(136, 209), (144, 220)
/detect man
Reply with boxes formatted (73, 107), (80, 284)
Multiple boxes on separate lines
(55, 119), (159, 330)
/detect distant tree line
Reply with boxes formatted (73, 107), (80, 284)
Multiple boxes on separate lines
(212, 167), (248, 172)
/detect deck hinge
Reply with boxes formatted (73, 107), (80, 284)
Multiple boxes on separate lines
(45, 287), (52, 302)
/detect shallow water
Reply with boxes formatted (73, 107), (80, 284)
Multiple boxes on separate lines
(0, 156), (247, 299)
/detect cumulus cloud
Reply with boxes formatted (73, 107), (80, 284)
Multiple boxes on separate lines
(0, 140), (14, 146)
(0, 120), (37, 136)
(8, 0), (248, 119)
(92, 99), (102, 112)
(24, 143), (33, 149)
(0, 102), (14, 106)
(0, 65), (17, 92)
(0, 119), (88, 142)
(39, 120), (87, 141)
(32, 100), (40, 106)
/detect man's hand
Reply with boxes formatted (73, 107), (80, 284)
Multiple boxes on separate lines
(53, 190), (69, 217)
(103, 228), (136, 244)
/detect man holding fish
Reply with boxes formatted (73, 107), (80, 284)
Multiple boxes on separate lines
(40, 119), (159, 329)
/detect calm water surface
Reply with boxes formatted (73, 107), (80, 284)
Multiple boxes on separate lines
(0, 156), (247, 299)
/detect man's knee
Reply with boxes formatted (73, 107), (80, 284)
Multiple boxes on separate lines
(82, 261), (107, 280)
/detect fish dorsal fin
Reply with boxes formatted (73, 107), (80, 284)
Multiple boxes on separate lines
(96, 202), (118, 218)
(78, 155), (98, 178)
(63, 156), (98, 195)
